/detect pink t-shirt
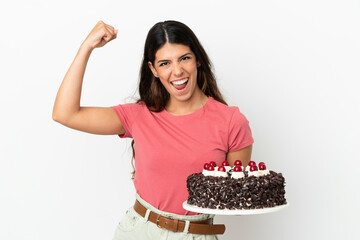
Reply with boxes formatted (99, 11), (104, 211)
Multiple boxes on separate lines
(112, 96), (254, 215)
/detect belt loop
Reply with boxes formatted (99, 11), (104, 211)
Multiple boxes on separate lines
(183, 220), (190, 233)
(144, 209), (151, 221)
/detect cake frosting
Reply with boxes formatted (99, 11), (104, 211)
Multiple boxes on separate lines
(215, 170), (228, 178)
(231, 171), (245, 179)
(186, 160), (286, 210)
(202, 169), (215, 177)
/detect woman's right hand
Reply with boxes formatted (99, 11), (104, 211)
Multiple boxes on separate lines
(82, 21), (118, 50)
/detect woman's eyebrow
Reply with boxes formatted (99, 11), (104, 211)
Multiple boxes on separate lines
(156, 52), (193, 64)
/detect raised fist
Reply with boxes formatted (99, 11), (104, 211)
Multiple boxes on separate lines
(83, 21), (118, 50)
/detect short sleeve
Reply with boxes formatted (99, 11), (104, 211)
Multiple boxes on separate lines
(227, 107), (254, 152)
(111, 103), (143, 138)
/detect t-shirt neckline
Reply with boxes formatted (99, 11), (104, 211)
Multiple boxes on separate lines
(160, 96), (213, 118)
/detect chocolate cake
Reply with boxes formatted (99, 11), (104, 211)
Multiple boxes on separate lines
(186, 160), (287, 210)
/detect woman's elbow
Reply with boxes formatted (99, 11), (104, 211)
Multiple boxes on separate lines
(52, 109), (67, 125)
(52, 111), (62, 123)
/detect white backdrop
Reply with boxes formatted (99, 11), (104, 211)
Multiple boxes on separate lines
(1, 0), (359, 239)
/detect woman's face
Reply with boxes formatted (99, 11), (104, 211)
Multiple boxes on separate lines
(148, 43), (200, 103)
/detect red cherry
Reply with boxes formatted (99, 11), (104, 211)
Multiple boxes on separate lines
(248, 161), (256, 166)
(204, 163), (209, 170)
(222, 161), (229, 166)
(259, 164), (266, 170)
(233, 166), (242, 172)
(209, 161), (217, 167)
(234, 160), (242, 166)
(250, 165), (258, 172)
(208, 165), (214, 171)
(259, 162), (265, 166)
(218, 166), (226, 172)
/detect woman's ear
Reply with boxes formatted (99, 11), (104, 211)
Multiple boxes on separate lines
(197, 61), (201, 68)
(148, 61), (159, 78)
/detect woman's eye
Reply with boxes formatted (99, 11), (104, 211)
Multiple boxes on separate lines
(159, 62), (168, 67)
(182, 56), (190, 61)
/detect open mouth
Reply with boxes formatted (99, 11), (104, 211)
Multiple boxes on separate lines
(171, 78), (189, 92)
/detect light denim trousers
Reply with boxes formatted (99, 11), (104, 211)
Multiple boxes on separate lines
(112, 193), (219, 240)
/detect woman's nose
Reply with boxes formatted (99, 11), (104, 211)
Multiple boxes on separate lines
(173, 62), (184, 76)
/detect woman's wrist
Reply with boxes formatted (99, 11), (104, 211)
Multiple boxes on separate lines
(80, 41), (94, 53)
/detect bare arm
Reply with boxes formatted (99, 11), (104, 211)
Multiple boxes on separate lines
(52, 21), (125, 135)
(226, 144), (253, 168)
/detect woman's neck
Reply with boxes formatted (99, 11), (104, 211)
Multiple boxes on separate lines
(165, 89), (208, 116)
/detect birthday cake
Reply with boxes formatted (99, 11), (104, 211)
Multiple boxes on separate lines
(186, 161), (286, 210)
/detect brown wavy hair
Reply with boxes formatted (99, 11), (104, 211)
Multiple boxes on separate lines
(130, 20), (227, 180)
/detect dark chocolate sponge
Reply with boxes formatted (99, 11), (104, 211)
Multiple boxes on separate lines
(186, 171), (286, 210)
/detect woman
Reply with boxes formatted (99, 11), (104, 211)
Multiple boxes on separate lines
(53, 20), (253, 240)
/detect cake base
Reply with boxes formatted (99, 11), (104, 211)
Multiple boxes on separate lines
(183, 201), (289, 215)
(186, 171), (287, 210)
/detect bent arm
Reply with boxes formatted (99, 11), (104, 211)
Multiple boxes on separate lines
(52, 43), (124, 135)
(52, 43), (91, 124)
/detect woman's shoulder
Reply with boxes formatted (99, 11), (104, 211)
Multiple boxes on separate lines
(208, 97), (251, 132)
(208, 96), (240, 116)
(113, 99), (146, 108)
(111, 100), (148, 117)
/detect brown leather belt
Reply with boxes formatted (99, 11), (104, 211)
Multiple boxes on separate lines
(133, 200), (225, 235)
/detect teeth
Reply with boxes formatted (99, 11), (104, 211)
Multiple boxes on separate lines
(172, 79), (188, 85)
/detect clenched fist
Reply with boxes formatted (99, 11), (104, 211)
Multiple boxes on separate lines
(82, 21), (118, 50)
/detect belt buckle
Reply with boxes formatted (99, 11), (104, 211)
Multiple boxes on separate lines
(156, 214), (179, 232)
(155, 214), (162, 228)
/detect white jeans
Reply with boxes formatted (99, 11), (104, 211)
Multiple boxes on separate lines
(112, 194), (219, 240)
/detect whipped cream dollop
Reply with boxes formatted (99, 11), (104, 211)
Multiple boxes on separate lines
(224, 166), (231, 172)
(258, 169), (270, 176)
(215, 171), (228, 177)
(231, 171), (245, 179)
(248, 171), (260, 177)
(202, 169), (228, 177)
(202, 169), (215, 177)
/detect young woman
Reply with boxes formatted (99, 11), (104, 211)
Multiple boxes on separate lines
(53, 20), (253, 240)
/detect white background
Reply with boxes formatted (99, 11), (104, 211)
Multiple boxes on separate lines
(1, 0), (359, 239)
